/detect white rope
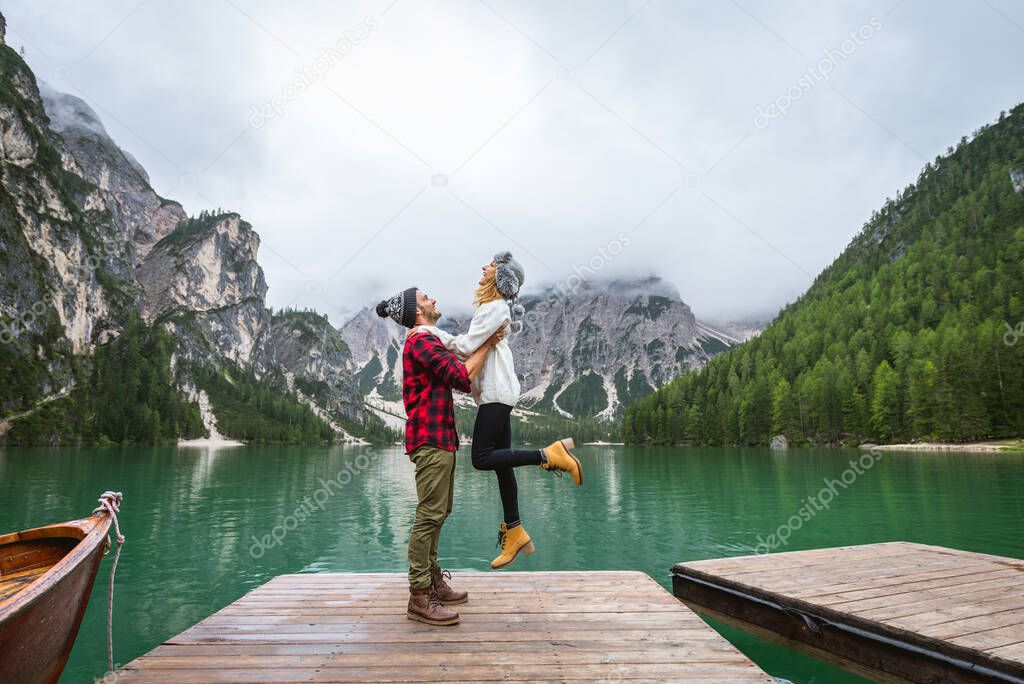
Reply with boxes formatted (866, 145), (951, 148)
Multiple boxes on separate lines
(92, 491), (124, 676)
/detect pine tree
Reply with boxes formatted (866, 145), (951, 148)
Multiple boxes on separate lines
(870, 361), (901, 441)
(771, 378), (800, 439)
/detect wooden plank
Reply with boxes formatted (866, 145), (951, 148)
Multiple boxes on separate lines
(233, 588), (676, 601)
(168, 628), (730, 645)
(246, 586), (669, 597)
(218, 601), (687, 614)
(883, 602), (1024, 636)
(118, 572), (772, 683)
(126, 650), (753, 668)
(0, 565), (48, 600)
(794, 569), (1019, 608)
(193, 616), (705, 630)
(264, 571), (646, 586)
(142, 640), (727, 657)
(699, 547), (947, 585)
(224, 599), (685, 611)
(684, 543), (1007, 580)
(673, 542), (1024, 683)
(826, 576), (1024, 616)
(238, 575), (670, 592)
(796, 567), (1017, 601)
(949, 627), (1024, 651)
(733, 548), (987, 581)
(140, 643), (749, 663)
(682, 541), (915, 571)
(181, 618), (711, 633)
(201, 609), (704, 622)
(989, 641), (1024, 661)
(115, 666), (768, 683)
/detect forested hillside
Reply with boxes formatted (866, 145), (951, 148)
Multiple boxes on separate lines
(4, 313), (344, 445)
(4, 314), (206, 445)
(624, 104), (1024, 446)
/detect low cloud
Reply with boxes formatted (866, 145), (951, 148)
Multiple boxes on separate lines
(9, 1), (1024, 325)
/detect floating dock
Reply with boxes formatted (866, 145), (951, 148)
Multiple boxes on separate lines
(673, 542), (1024, 683)
(117, 570), (773, 682)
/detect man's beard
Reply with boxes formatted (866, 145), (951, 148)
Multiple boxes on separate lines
(424, 308), (441, 324)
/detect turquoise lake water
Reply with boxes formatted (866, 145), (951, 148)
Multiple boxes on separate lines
(1, 444), (1022, 683)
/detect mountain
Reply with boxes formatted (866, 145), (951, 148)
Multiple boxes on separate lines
(624, 104), (1024, 446)
(264, 307), (391, 440)
(0, 12), (744, 446)
(338, 305), (405, 401)
(137, 211), (269, 369)
(510, 277), (738, 419)
(338, 277), (743, 438)
(0, 39), (143, 415)
(697, 318), (766, 344)
(38, 81), (186, 263)
(0, 22), (380, 445)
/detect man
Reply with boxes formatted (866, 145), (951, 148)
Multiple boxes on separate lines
(375, 286), (505, 625)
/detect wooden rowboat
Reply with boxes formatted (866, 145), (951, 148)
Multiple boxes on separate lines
(0, 497), (118, 684)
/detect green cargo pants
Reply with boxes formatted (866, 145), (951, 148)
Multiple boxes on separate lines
(407, 445), (456, 589)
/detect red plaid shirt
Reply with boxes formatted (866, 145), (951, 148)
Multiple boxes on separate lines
(402, 332), (471, 454)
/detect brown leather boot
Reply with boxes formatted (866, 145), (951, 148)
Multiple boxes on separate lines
(407, 586), (460, 626)
(431, 567), (468, 604)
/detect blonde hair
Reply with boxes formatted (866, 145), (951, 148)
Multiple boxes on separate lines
(473, 272), (503, 307)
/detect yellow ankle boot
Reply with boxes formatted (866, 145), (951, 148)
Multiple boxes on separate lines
(540, 438), (583, 485)
(491, 522), (535, 569)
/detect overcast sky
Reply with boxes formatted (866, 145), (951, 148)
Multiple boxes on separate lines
(6, 1), (1024, 323)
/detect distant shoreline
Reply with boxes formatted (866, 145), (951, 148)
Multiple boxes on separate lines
(178, 436), (245, 448)
(862, 439), (1024, 453)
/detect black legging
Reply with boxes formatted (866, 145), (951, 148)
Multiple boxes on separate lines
(471, 403), (543, 527)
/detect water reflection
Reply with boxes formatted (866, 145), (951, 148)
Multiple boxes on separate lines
(0, 444), (1021, 683)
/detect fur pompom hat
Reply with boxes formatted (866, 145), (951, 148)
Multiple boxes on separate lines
(375, 286), (418, 328)
(494, 251), (526, 335)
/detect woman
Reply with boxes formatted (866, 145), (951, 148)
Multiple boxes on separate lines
(415, 251), (583, 569)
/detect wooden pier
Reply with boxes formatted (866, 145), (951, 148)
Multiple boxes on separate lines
(673, 542), (1024, 683)
(117, 571), (773, 682)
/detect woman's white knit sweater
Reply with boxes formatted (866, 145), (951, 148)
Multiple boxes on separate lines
(415, 299), (520, 407)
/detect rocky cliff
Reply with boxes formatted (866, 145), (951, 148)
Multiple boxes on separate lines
(0, 41), (138, 413)
(339, 306), (404, 399)
(0, 22), (370, 443)
(39, 82), (185, 263)
(137, 211), (269, 369)
(264, 308), (369, 429)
